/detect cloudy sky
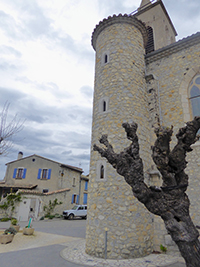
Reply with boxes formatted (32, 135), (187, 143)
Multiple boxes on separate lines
(0, 0), (200, 179)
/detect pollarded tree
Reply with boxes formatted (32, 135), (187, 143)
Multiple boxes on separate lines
(94, 116), (200, 267)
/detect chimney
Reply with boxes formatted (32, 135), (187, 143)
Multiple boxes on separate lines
(18, 152), (23, 160)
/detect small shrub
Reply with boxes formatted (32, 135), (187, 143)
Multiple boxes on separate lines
(54, 213), (62, 218)
(1, 217), (10, 222)
(25, 225), (33, 228)
(11, 218), (18, 225)
(0, 193), (22, 217)
(43, 198), (62, 217)
(4, 227), (17, 235)
(160, 244), (167, 253)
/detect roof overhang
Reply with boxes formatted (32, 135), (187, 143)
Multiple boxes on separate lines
(0, 184), (38, 190)
(60, 164), (83, 173)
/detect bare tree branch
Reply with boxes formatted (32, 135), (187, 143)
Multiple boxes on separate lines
(94, 117), (200, 267)
(0, 102), (24, 155)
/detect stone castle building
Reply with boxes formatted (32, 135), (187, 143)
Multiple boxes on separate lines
(86, 0), (200, 259)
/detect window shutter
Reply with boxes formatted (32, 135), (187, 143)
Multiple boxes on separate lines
(13, 168), (17, 178)
(76, 195), (79, 204)
(47, 169), (51, 180)
(71, 194), (74, 204)
(85, 181), (88, 191)
(22, 168), (27, 179)
(37, 169), (42, 179)
(83, 193), (87, 204)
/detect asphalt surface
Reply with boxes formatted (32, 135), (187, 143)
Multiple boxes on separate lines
(0, 218), (88, 267)
(0, 219), (186, 267)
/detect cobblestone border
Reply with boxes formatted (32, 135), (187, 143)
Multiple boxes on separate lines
(60, 239), (185, 267)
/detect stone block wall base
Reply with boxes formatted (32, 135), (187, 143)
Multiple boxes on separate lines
(0, 234), (14, 244)
(23, 228), (34, 235)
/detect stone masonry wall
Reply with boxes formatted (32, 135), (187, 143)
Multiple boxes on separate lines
(146, 42), (200, 252)
(86, 16), (154, 259)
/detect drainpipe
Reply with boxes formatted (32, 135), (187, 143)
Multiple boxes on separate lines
(145, 73), (163, 125)
(156, 77), (163, 125)
(78, 173), (81, 204)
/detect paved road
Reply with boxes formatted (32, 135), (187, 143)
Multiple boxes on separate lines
(0, 219), (88, 267)
(0, 219), (186, 267)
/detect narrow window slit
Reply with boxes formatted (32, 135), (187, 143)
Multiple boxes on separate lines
(105, 54), (108, 63)
(103, 101), (106, 112)
(100, 165), (104, 179)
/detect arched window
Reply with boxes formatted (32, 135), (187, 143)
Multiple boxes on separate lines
(96, 160), (107, 181)
(145, 26), (154, 54)
(102, 51), (109, 65)
(99, 97), (109, 113)
(189, 74), (200, 118)
(100, 165), (104, 179)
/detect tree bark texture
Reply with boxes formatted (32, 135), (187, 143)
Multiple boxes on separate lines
(94, 116), (200, 267)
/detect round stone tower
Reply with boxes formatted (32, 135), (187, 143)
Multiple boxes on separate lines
(86, 14), (154, 259)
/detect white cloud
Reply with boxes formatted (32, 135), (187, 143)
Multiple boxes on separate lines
(0, 0), (199, 179)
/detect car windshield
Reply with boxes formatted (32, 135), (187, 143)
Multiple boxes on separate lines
(72, 206), (78, 210)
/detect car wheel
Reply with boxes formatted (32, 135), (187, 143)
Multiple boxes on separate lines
(82, 215), (87, 220)
(68, 213), (74, 220)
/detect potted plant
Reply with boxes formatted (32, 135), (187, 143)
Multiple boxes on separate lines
(10, 218), (20, 232)
(0, 226), (17, 244)
(23, 218), (34, 235)
(23, 226), (34, 235)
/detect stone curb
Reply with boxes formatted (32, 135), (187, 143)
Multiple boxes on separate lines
(60, 239), (185, 267)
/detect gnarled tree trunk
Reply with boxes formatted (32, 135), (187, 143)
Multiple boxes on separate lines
(94, 116), (200, 267)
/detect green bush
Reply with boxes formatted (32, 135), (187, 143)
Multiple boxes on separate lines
(0, 193), (22, 217)
(4, 227), (17, 235)
(44, 214), (55, 219)
(54, 213), (62, 218)
(1, 217), (10, 222)
(11, 218), (18, 225)
(160, 244), (167, 253)
(43, 199), (62, 217)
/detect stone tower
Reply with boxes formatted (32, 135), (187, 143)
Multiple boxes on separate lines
(86, 0), (200, 259)
(85, 14), (154, 259)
